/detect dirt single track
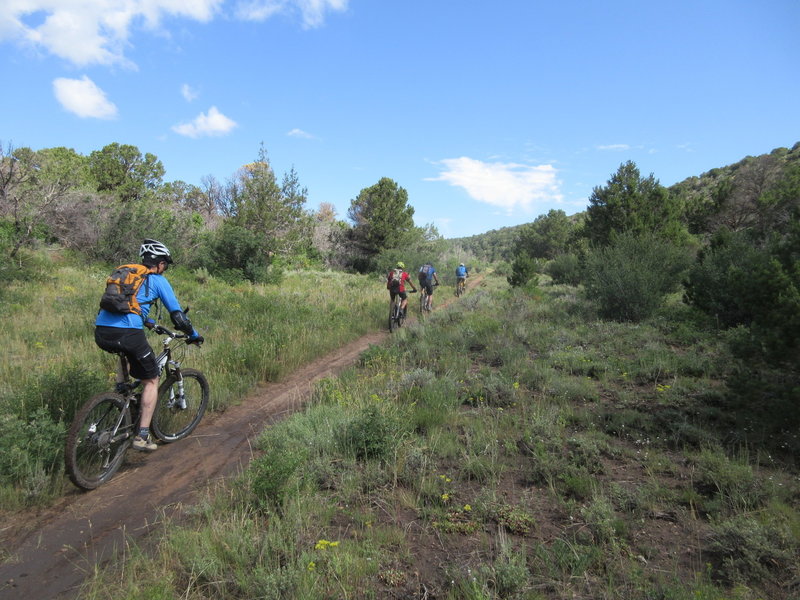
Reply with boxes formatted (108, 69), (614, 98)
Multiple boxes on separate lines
(0, 276), (482, 599)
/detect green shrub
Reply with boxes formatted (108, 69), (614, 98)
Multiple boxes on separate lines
(483, 542), (529, 598)
(584, 232), (691, 322)
(692, 449), (771, 514)
(546, 253), (582, 285)
(459, 371), (517, 407)
(579, 495), (625, 548)
(0, 408), (65, 496)
(708, 514), (798, 584)
(337, 404), (399, 461)
(251, 430), (309, 509)
(684, 230), (796, 327)
(507, 255), (541, 288)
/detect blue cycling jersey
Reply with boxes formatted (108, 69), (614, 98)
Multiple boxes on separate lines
(95, 273), (185, 329)
(456, 266), (467, 277)
(419, 264), (436, 280)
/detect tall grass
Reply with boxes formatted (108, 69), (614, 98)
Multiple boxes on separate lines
(78, 274), (799, 600)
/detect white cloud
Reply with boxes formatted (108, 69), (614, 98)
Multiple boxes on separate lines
(427, 157), (562, 213)
(287, 128), (314, 139)
(235, 0), (348, 28)
(181, 83), (198, 101)
(1, 0), (222, 67)
(596, 144), (630, 151)
(172, 106), (237, 138)
(52, 75), (117, 119)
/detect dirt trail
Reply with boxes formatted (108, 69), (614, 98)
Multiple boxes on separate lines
(0, 276), (482, 599)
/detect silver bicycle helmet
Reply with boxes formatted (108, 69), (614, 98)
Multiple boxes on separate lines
(139, 239), (173, 264)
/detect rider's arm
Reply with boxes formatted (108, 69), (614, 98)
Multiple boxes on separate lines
(150, 275), (199, 337)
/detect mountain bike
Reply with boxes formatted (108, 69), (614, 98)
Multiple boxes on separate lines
(389, 290), (415, 332)
(419, 287), (430, 314)
(419, 282), (438, 314)
(65, 324), (209, 490)
(455, 277), (466, 297)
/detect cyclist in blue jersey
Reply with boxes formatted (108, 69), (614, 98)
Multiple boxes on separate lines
(455, 263), (468, 292)
(456, 262), (468, 280)
(95, 239), (203, 452)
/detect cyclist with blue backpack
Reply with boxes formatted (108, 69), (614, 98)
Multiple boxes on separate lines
(418, 262), (440, 311)
(455, 263), (468, 295)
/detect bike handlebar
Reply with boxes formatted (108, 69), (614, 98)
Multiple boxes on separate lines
(153, 324), (188, 338)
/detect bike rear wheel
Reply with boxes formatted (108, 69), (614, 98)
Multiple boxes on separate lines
(65, 393), (132, 490)
(152, 368), (210, 442)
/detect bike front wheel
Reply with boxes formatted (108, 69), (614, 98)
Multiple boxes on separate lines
(152, 368), (210, 442)
(65, 393), (132, 490)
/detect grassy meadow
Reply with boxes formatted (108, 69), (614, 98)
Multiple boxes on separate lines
(0, 248), (388, 508)
(75, 275), (799, 600)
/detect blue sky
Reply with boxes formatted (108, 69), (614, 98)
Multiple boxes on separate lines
(1, 1), (798, 238)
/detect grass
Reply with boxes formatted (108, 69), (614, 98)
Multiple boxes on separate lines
(12, 266), (800, 599)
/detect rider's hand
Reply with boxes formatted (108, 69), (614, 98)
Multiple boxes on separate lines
(187, 333), (204, 345)
(144, 318), (156, 329)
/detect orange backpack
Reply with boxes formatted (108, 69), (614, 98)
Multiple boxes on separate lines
(99, 264), (151, 315)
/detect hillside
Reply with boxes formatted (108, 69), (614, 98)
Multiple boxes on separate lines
(449, 141), (800, 259)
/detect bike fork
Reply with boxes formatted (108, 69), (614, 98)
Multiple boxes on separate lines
(167, 374), (188, 410)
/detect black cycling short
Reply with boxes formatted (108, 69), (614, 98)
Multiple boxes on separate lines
(389, 290), (408, 301)
(95, 326), (160, 380)
(419, 278), (434, 295)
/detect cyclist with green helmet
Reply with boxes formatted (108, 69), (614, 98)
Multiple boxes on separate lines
(387, 261), (417, 318)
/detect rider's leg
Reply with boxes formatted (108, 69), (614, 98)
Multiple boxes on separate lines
(138, 377), (159, 429)
(132, 376), (159, 451)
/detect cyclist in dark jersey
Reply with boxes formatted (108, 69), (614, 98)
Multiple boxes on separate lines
(417, 262), (440, 311)
(95, 239), (203, 452)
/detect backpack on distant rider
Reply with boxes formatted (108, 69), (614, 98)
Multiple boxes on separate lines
(99, 264), (152, 315)
(419, 264), (433, 281)
(388, 267), (403, 291)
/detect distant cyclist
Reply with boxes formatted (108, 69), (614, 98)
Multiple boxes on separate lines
(455, 263), (468, 293)
(418, 262), (440, 311)
(387, 261), (417, 318)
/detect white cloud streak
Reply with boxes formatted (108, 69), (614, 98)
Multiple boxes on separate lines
(596, 144), (630, 151)
(235, 0), (348, 28)
(181, 83), (198, 101)
(172, 106), (237, 138)
(428, 157), (562, 213)
(52, 75), (118, 119)
(287, 128), (314, 139)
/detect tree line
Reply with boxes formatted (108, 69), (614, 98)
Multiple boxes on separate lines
(0, 140), (446, 282)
